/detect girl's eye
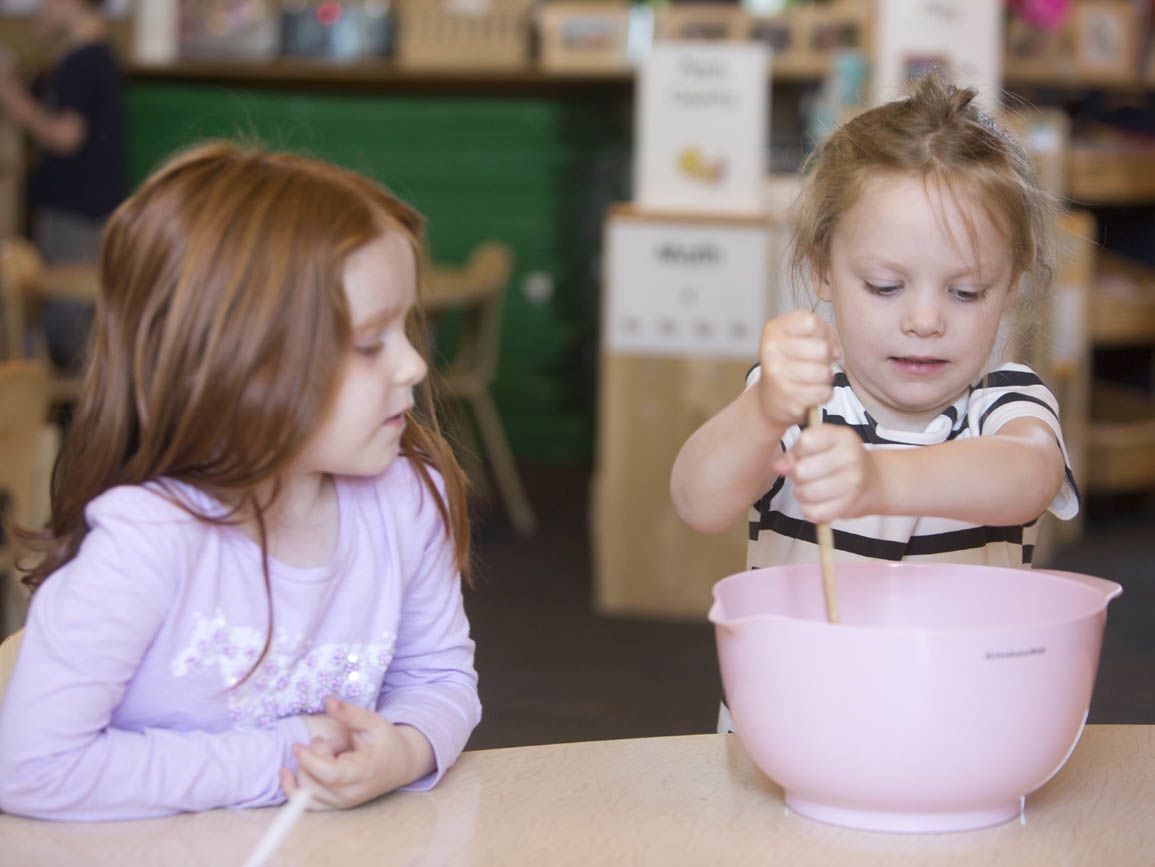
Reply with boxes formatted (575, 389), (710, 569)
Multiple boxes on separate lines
(950, 287), (989, 303)
(355, 341), (384, 357)
(864, 281), (902, 296)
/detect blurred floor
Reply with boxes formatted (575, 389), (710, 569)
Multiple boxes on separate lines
(463, 466), (1155, 751)
(463, 464), (721, 750)
(1050, 495), (1155, 725)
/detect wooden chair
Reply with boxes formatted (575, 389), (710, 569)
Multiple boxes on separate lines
(426, 242), (538, 536)
(0, 629), (21, 701)
(0, 360), (57, 639)
(0, 237), (39, 362)
(0, 236), (99, 401)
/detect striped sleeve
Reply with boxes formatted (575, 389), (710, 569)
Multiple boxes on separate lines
(968, 363), (1080, 520)
(742, 363), (802, 451)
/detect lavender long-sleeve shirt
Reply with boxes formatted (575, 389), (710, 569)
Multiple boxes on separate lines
(0, 458), (481, 820)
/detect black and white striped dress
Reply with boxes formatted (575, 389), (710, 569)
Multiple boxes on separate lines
(746, 362), (1080, 570)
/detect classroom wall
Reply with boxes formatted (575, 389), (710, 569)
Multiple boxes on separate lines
(128, 83), (630, 461)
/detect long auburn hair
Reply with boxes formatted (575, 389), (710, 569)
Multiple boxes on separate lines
(22, 142), (471, 611)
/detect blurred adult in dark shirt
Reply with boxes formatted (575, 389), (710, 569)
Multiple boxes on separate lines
(0, 0), (125, 372)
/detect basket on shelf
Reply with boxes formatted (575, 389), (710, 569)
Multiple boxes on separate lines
(1068, 131), (1155, 207)
(748, 0), (873, 80)
(395, 0), (535, 71)
(537, 1), (632, 74)
(655, 3), (752, 42)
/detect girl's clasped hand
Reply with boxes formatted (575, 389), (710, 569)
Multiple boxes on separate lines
(286, 698), (435, 810)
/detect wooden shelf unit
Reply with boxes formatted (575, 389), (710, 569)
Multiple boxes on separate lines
(1085, 252), (1155, 495)
(125, 56), (1155, 96)
(1069, 140), (1155, 207)
(1087, 383), (1155, 493)
(124, 54), (839, 93)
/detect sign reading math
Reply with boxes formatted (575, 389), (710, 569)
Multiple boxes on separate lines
(634, 43), (768, 214)
(604, 212), (769, 359)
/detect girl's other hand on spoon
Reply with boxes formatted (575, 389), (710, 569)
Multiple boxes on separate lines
(774, 422), (877, 524)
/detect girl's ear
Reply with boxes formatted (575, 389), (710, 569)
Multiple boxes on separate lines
(1001, 273), (1022, 313)
(812, 257), (833, 302)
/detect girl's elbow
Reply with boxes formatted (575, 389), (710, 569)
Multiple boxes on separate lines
(671, 485), (702, 531)
(0, 753), (31, 816)
(672, 494), (733, 535)
(0, 774), (20, 816)
(0, 751), (98, 820)
(0, 773), (68, 820)
(1011, 466), (1065, 527)
(0, 793), (56, 820)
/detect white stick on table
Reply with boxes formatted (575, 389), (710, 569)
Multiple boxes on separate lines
(241, 787), (312, 867)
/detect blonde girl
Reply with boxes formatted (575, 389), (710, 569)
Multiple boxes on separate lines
(672, 73), (1078, 571)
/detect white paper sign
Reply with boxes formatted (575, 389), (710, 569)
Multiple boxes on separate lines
(634, 43), (769, 214)
(132, 0), (179, 65)
(873, 0), (1003, 110)
(605, 217), (769, 359)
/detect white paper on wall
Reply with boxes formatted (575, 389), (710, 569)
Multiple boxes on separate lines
(132, 0), (179, 65)
(634, 42), (769, 215)
(605, 217), (769, 359)
(873, 0), (1003, 110)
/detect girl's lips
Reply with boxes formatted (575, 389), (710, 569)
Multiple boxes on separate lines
(384, 407), (412, 426)
(889, 356), (947, 374)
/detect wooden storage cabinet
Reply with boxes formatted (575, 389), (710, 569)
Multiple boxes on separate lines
(1086, 383), (1155, 493)
(593, 207), (786, 618)
(1085, 252), (1155, 495)
(1068, 136), (1155, 207)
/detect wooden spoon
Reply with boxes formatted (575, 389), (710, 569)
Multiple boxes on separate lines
(808, 407), (841, 624)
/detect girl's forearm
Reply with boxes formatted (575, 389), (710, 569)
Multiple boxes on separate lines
(671, 387), (789, 534)
(866, 419), (1065, 526)
(394, 724), (436, 788)
(0, 718), (309, 820)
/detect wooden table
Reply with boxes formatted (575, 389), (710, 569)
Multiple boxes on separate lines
(1, 727), (1152, 866)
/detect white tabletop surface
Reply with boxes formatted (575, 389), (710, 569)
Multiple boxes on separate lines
(1, 725), (1152, 866)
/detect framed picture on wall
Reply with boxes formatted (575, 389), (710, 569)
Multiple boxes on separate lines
(1073, 0), (1139, 81)
(1004, 8), (1079, 81)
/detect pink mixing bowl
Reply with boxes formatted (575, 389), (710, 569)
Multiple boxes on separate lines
(709, 563), (1122, 833)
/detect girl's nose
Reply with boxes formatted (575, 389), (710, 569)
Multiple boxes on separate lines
(394, 335), (428, 387)
(901, 295), (946, 337)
